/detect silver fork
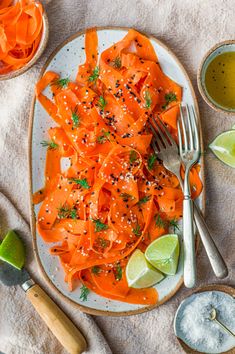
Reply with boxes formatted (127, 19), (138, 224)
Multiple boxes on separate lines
(177, 105), (200, 287)
(149, 105), (228, 286)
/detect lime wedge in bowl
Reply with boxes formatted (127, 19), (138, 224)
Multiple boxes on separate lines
(145, 234), (180, 275)
(0, 230), (25, 270)
(209, 130), (235, 168)
(126, 249), (164, 288)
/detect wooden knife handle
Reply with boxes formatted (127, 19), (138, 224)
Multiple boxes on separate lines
(26, 284), (87, 354)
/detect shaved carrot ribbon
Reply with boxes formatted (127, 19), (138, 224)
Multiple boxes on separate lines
(0, 0), (43, 74)
(34, 29), (203, 305)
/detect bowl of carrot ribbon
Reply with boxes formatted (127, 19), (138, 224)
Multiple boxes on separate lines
(0, 0), (48, 80)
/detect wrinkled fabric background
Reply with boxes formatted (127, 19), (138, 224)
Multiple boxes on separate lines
(0, 0), (234, 353)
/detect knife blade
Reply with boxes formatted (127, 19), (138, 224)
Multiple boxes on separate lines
(0, 260), (87, 354)
(0, 261), (32, 288)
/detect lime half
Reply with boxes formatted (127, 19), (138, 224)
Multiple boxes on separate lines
(126, 249), (164, 288)
(145, 234), (180, 275)
(209, 130), (235, 168)
(0, 230), (25, 270)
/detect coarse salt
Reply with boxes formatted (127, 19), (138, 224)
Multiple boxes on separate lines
(178, 291), (235, 353)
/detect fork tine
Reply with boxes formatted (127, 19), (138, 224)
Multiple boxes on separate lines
(177, 118), (183, 156)
(151, 118), (169, 148)
(151, 140), (159, 154)
(155, 115), (177, 147)
(179, 105), (188, 151)
(149, 123), (165, 151)
(186, 104), (194, 150)
(191, 106), (200, 151)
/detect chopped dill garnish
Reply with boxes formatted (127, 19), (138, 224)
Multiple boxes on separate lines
(88, 66), (99, 83)
(138, 195), (151, 205)
(51, 77), (70, 88)
(98, 96), (107, 110)
(113, 56), (122, 69)
(99, 238), (109, 248)
(120, 193), (134, 202)
(91, 266), (101, 275)
(169, 218), (180, 233)
(132, 224), (142, 237)
(70, 178), (90, 189)
(144, 90), (152, 109)
(40, 140), (58, 150)
(58, 206), (77, 219)
(79, 285), (89, 301)
(70, 209), (77, 220)
(162, 92), (177, 110)
(147, 154), (157, 170)
(97, 129), (110, 144)
(71, 106), (80, 127)
(114, 263), (122, 281)
(92, 219), (109, 233)
(154, 214), (166, 228)
(129, 150), (138, 164)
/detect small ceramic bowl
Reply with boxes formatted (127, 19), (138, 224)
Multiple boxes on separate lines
(0, 11), (49, 81)
(197, 40), (235, 114)
(174, 284), (235, 354)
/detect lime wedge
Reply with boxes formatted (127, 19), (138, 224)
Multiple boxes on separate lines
(126, 249), (164, 288)
(0, 230), (25, 270)
(209, 130), (235, 168)
(145, 234), (180, 275)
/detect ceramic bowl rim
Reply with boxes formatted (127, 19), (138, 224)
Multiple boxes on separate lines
(197, 40), (235, 115)
(173, 284), (235, 354)
(0, 12), (49, 81)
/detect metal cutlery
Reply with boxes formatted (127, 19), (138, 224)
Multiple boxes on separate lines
(209, 308), (235, 337)
(149, 104), (228, 287)
(177, 105), (200, 287)
(0, 260), (87, 354)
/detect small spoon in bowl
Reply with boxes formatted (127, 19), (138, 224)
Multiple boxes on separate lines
(209, 308), (235, 337)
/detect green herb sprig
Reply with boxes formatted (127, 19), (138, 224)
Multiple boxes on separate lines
(169, 218), (180, 233)
(98, 96), (107, 110)
(114, 264), (122, 281)
(129, 150), (138, 164)
(162, 92), (177, 110)
(113, 56), (122, 69)
(147, 154), (157, 170)
(70, 178), (90, 189)
(40, 140), (58, 150)
(58, 206), (77, 219)
(132, 224), (142, 237)
(51, 77), (70, 89)
(97, 130), (110, 144)
(91, 266), (101, 275)
(154, 214), (166, 228)
(92, 219), (109, 233)
(120, 193), (134, 202)
(138, 195), (151, 205)
(97, 237), (109, 249)
(79, 285), (89, 301)
(71, 106), (80, 127)
(144, 90), (152, 109)
(88, 66), (99, 83)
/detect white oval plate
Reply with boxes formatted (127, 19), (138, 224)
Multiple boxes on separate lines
(29, 27), (204, 316)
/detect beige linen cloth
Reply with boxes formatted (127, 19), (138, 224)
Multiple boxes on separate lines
(0, 0), (235, 353)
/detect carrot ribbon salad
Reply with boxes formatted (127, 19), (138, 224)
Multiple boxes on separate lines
(0, 0), (43, 74)
(34, 28), (202, 305)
